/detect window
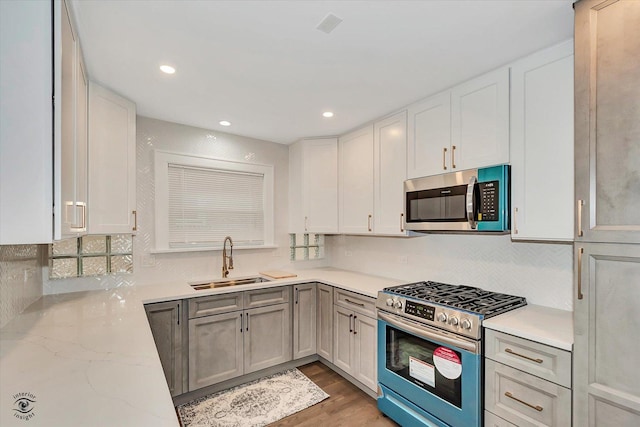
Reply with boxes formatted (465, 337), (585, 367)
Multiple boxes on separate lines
(154, 151), (274, 251)
(49, 235), (133, 279)
(290, 233), (325, 261)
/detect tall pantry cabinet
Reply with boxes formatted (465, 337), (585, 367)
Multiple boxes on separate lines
(573, 1), (640, 426)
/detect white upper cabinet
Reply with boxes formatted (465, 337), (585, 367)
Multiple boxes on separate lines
(56, 0), (88, 239)
(0, 0), (53, 244)
(289, 138), (338, 233)
(407, 68), (509, 178)
(407, 91), (451, 178)
(0, 0), (88, 244)
(339, 112), (408, 236)
(88, 82), (137, 235)
(339, 125), (375, 234)
(510, 41), (574, 241)
(451, 67), (510, 171)
(374, 111), (408, 235)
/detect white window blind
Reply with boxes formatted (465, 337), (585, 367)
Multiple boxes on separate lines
(167, 164), (265, 248)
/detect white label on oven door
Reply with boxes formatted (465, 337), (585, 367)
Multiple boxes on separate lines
(433, 346), (462, 379)
(409, 356), (435, 387)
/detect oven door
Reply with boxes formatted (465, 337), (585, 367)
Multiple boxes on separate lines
(377, 311), (481, 427)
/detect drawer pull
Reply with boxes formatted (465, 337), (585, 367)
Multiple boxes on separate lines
(505, 348), (543, 364)
(344, 298), (366, 307)
(505, 391), (543, 412)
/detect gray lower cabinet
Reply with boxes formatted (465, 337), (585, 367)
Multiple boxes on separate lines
(484, 330), (572, 427)
(293, 283), (317, 359)
(316, 283), (333, 361)
(189, 311), (243, 390)
(187, 287), (292, 391)
(244, 303), (292, 374)
(144, 300), (185, 397)
(573, 243), (640, 427)
(333, 291), (377, 392)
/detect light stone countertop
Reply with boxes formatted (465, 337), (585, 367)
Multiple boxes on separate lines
(0, 267), (401, 427)
(482, 304), (574, 351)
(0, 267), (574, 426)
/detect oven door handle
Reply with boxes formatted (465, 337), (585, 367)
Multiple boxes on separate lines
(378, 311), (479, 354)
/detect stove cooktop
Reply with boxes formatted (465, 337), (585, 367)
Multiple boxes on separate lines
(383, 281), (527, 318)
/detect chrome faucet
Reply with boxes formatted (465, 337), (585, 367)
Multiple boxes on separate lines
(222, 236), (234, 278)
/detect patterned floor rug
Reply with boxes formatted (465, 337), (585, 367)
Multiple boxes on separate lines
(177, 368), (329, 427)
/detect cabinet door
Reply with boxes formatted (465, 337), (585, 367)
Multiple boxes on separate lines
(451, 68), (509, 171)
(293, 284), (317, 359)
(145, 301), (184, 396)
(574, 0), (640, 244)
(88, 82), (136, 234)
(0, 0), (53, 244)
(188, 311), (243, 390)
(510, 41), (574, 241)
(339, 125), (374, 234)
(374, 111), (408, 236)
(316, 284), (333, 362)
(244, 303), (292, 374)
(333, 306), (354, 374)
(407, 91), (451, 178)
(304, 138), (338, 233)
(574, 242), (640, 427)
(353, 313), (377, 392)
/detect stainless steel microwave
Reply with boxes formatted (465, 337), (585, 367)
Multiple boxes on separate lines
(404, 164), (510, 232)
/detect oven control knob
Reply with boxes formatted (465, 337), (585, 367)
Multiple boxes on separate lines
(393, 300), (403, 309)
(448, 316), (459, 326)
(437, 312), (448, 323)
(386, 298), (394, 307)
(461, 318), (472, 330)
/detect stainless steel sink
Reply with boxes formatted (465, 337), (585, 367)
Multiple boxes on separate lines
(189, 276), (271, 290)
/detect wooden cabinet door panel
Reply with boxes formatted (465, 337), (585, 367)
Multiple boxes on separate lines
(333, 306), (354, 373)
(244, 303), (292, 374)
(293, 284), (317, 359)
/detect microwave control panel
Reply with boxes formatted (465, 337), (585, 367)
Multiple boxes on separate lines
(479, 181), (499, 221)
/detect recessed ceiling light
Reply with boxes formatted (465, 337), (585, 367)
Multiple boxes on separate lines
(322, 111), (334, 118)
(219, 120), (231, 126)
(159, 65), (176, 74)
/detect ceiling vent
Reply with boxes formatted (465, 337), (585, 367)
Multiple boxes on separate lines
(316, 13), (343, 34)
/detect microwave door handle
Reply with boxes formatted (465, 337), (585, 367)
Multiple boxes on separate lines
(466, 176), (478, 229)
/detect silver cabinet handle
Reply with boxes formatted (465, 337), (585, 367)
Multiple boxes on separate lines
(400, 213), (404, 232)
(344, 298), (365, 307)
(505, 348), (542, 363)
(71, 202), (86, 230)
(451, 145), (457, 169)
(578, 247), (584, 300)
(132, 210), (138, 231)
(443, 147), (448, 170)
(577, 199), (584, 237)
(349, 314), (353, 333)
(367, 214), (372, 232)
(513, 207), (518, 235)
(505, 391), (543, 412)
(353, 315), (358, 335)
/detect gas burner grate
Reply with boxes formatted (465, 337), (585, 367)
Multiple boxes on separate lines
(384, 281), (526, 317)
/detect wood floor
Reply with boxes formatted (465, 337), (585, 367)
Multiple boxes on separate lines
(269, 362), (398, 427)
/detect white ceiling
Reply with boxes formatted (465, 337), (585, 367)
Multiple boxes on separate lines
(71, 0), (574, 144)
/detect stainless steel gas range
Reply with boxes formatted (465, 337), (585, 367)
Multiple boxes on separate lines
(376, 281), (526, 427)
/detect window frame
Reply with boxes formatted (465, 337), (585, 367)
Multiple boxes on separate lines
(154, 150), (275, 252)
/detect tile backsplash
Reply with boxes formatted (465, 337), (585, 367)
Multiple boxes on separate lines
(0, 244), (44, 328)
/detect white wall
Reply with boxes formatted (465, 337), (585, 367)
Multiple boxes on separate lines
(0, 245), (44, 328)
(44, 116), (326, 295)
(327, 234), (573, 311)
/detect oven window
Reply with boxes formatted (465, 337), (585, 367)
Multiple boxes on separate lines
(386, 325), (462, 408)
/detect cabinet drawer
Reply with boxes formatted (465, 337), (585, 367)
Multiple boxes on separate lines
(243, 286), (291, 309)
(485, 410), (516, 427)
(334, 288), (376, 317)
(485, 329), (572, 387)
(485, 359), (571, 427)
(188, 292), (243, 318)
